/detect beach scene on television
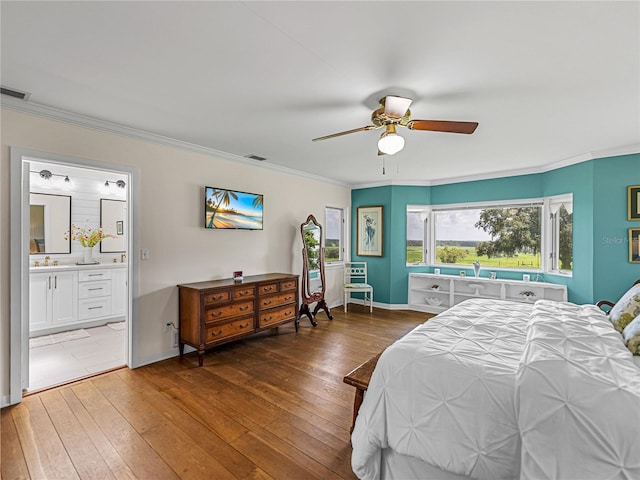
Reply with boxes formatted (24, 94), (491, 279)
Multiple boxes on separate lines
(205, 187), (263, 229)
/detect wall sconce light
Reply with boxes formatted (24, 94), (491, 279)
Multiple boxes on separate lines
(105, 179), (126, 189)
(31, 169), (70, 183)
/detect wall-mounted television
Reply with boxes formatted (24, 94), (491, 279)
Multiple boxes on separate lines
(204, 186), (263, 230)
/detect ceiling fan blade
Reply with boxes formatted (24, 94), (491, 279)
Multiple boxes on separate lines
(384, 95), (413, 119)
(406, 120), (478, 134)
(312, 125), (377, 142)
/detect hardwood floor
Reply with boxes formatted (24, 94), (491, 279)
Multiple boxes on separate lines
(2, 306), (430, 480)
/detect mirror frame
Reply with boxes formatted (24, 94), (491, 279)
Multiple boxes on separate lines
(29, 192), (72, 255)
(300, 214), (333, 326)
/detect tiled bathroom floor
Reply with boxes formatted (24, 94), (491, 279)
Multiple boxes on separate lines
(29, 323), (127, 391)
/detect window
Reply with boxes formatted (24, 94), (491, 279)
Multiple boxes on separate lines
(325, 206), (344, 263)
(433, 203), (542, 268)
(547, 195), (573, 272)
(407, 207), (429, 263)
(407, 196), (573, 275)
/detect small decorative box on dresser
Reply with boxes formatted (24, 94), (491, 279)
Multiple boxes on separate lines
(178, 273), (299, 366)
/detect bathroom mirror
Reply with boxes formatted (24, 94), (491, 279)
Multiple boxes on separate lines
(300, 214), (333, 326)
(29, 193), (71, 254)
(100, 199), (126, 253)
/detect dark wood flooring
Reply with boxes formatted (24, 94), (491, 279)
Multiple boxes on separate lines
(1, 305), (430, 479)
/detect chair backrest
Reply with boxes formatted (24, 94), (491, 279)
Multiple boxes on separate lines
(345, 262), (368, 285)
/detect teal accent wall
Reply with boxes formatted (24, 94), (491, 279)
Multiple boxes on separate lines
(351, 186), (393, 303)
(351, 154), (640, 307)
(592, 154), (640, 302)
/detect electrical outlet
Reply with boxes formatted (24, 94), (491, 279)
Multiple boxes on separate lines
(173, 331), (179, 348)
(164, 322), (171, 333)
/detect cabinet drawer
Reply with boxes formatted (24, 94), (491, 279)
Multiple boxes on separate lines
(203, 289), (231, 305)
(79, 297), (112, 320)
(280, 279), (297, 291)
(205, 300), (254, 322)
(258, 283), (279, 295)
(259, 291), (296, 310)
(79, 269), (112, 282)
(78, 280), (111, 299)
(258, 305), (297, 328)
(233, 286), (255, 300)
(205, 317), (254, 343)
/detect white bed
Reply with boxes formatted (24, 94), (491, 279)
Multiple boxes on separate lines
(351, 298), (640, 480)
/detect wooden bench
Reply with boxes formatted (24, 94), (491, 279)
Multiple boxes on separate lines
(343, 352), (382, 433)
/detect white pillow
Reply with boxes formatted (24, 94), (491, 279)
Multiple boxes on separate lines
(609, 283), (640, 332)
(623, 315), (640, 342)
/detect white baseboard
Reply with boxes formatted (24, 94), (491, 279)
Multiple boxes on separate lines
(345, 299), (410, 310)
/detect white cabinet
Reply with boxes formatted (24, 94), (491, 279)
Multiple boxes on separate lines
(29, 270), (78, 332)
(29, 265), (127, 335)
(408, 273), (568, 314)
(78, 269), (113, 320)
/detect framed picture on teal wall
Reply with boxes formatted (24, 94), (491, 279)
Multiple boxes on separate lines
(629, 228), (640, 263)
(628, 185), (640, 220)
(357, 206), (383, 257)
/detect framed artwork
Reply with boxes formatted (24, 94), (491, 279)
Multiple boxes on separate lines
(357, 206), (383, 257)
(629, 185), (640, 221)
(630, 228), (640, 263)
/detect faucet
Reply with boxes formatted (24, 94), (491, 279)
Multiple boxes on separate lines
(121, 253), (127, 263)
(44, 256), (50, 266)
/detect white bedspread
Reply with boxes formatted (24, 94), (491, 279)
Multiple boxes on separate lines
(351, 298), (640, 480)
(516, 300), (640, 479)
(351, 299), (532, 480)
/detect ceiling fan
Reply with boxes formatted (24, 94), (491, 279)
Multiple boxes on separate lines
(312, 95), (478, 155)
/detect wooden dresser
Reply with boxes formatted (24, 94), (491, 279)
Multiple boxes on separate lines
(178, 273), (299, 366)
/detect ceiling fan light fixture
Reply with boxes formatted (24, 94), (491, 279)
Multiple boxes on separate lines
(377, 124), (405, 155)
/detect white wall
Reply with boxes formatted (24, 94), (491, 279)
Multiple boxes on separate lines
(0, 108), (351, 403)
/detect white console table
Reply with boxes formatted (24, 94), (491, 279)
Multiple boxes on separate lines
(408, 273), (567, 314)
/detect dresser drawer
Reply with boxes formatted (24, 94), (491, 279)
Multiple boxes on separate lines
(259, 291), (296, 310)
(79, 269), (112, 282)
(258, 305), (297, 328)
(233, 286), (255, 300)
(78, 280), (111, 299)
(203, 289), (231, 305)
(205, 316), (254, 343)
(205, 300), (254, 322)
(280, 279), (297, 291)
(79, 297), (112, 320)
(258, 283), (279, 295)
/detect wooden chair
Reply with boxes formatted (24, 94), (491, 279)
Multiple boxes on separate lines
(344, 262), (373, 313)
(596, 279), (640, 312)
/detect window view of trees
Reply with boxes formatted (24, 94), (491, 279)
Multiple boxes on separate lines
(406, 197), (572, 272)
(557, 205), (573, 270)
(434, 206), (542, 268)
(325, 207), (343, 263)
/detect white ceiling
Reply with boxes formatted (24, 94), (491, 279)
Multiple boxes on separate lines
(2, 1), (639, 187)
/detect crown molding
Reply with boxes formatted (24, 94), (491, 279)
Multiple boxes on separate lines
(0, 97), (349, 188)
(351, 144), (640, 190)
(3, 96), (636, 192)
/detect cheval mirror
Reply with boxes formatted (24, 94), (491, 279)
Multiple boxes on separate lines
(300, 214), (333, 326)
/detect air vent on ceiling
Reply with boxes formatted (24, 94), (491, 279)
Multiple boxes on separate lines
(245, 154), (267, 162)
(0, 86), (30, 100)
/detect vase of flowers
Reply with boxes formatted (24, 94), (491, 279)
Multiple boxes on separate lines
(66, 225), (114, 265)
